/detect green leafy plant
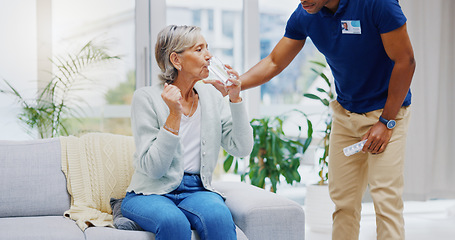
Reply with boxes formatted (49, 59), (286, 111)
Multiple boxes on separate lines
(224, 112), (313, 192)
(0, 41), (120, 138)
(303, 60), (335, 185)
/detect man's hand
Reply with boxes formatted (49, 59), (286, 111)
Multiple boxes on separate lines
(361, 122), (393, 154)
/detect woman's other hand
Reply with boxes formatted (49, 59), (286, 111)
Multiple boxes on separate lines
(161, 83), (183, 116)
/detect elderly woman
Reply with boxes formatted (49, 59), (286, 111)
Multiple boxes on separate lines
(121, 25), (253, 240)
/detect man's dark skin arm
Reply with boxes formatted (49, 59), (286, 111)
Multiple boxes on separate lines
(239, 37), (306, 90)
(362, 23), (416, 154)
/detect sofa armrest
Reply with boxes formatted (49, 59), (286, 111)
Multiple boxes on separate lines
(213, 181), (305, 240)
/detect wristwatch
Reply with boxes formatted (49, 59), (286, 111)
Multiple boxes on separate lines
(379, 116), (396, 129)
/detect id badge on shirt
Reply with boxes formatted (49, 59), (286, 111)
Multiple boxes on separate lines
(341, 20), (361, 34)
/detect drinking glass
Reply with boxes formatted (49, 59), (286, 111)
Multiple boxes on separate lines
(208, 56), (234, 86)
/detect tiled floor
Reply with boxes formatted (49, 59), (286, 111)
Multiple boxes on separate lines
(305, 199), (455, 240)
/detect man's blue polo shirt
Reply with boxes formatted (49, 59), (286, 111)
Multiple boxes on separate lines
(285, 0), (411, 113)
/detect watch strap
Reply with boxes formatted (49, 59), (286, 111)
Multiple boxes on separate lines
(379, 116), (389, 125)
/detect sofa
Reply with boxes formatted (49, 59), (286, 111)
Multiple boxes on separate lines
(0, 133), (305, 240)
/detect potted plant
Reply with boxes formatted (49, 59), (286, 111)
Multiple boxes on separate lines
(223, 112), (313, 193)
(0, 41), (119, 138)
(303, 60), (336, 232)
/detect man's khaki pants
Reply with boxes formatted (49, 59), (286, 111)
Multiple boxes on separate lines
(328, 100), (411, 240)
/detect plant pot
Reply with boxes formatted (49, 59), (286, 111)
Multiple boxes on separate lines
(304, 183), (335, 232)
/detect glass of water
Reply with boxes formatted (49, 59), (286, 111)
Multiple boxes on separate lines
(208, 56), (233, 86)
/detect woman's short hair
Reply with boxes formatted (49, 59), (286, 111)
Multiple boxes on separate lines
(155, 25), (201, 84)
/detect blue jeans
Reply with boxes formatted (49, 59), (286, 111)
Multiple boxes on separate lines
(121, 174), (236, 240)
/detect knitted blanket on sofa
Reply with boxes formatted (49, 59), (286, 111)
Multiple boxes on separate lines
(60, 133), (135, 230)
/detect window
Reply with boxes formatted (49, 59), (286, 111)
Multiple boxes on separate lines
(258, 0), (324, 108)
(52, 0), (136, 136)
(0, 0), (136, 139)
(0, 0), (37, 140)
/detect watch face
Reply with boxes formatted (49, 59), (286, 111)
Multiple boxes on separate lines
(387, 120), (396, 129)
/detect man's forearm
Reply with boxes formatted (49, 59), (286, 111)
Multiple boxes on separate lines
(240, 37), (306, 91)
(239, 56), (281, 90)
(381, 57), (416, 120)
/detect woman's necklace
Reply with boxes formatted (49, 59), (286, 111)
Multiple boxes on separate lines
(183, 89), (195, 117)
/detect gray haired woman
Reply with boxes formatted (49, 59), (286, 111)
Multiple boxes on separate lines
(121, 25), (253, 240)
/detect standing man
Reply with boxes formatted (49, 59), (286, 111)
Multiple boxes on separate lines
(239, 0), (415, 239)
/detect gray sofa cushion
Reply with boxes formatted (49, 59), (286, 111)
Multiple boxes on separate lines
(84, 227), (156, 240)
(0, 138), (70, 217)
(213, 182), (305, 240)
(0, 216), (84, 240)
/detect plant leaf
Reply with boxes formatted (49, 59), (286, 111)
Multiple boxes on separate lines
(223, 155), (234, 172)
(304, 93), (322, 101)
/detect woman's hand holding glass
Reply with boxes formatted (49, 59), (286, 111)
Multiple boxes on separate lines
(203, 61), (242, 103)
(223, 65), (242, 103)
